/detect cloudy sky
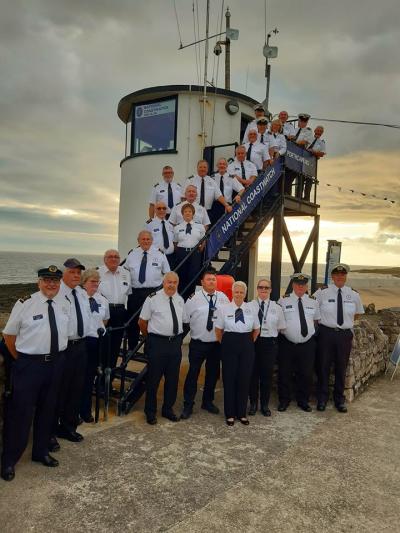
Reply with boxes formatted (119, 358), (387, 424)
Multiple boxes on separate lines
(0, 0), (399, 266)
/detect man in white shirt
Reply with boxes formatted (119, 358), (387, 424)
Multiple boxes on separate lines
(242, 103), (269, 143)
(145, 201), (175, 267)
(227, 145), (258, 188)
(278, 110), (296, 139)
(313, 264), (364, 413)
(98, 249), (131, 376)
(149, 165), (182, 218)
(244, 129), (271, 171)
(139, 272), (184, 425)
(169, 185), (211, 228)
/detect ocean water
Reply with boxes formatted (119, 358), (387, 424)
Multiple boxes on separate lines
(0, 250), (398, 289)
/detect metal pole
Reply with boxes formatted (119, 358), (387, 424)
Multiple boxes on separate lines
(201, 0), (210, 151)
(225, 8), (231, 90)
(265, 34), (270, 108)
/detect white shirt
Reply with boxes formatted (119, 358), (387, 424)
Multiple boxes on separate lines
(3, 290), (72, 354)
(169, 201), (210, 227)
(293, 127), (314, 146)
(212, 173), (244, 204)
(140, 289), (184, 336)
(308, 137), (326, 155)
(244, 141), (271, 170)
(249, 298), (286, 338)
(313, 284), (364, 330)
(86, 291), (110, 338)
(183, 175), (222, 210)
(278, 293), (321, 344)
(145, 217), (175, 255)
(282, 122), (296, 138)
(243, 120), (269, 143)
(149, 180), (182, 214)
(215, 302), (259, 333)
(227, 159), (258, 182)
(98, 265), (131, 305)
(59, 281), (91, 340)
(257, 132), (271, 147)
(125, 246), (170, 289)
(174, 221), (205, 248)
(268, 133), (287, 156)
(184, 289), (230, 342)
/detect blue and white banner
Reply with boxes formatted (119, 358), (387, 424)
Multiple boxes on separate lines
(285, 141), (316, 177)
(206, 159), (283, 260)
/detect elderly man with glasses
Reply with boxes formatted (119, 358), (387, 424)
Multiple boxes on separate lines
(248, 279), (286, 416)
(145, 201), (176, 268)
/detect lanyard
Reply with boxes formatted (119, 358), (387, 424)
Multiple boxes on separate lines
(259, 299), (271, 325)
(202, 290), (217, 309)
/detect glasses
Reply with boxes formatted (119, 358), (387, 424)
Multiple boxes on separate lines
(40, 278), (60, 284)
(257, 285), (271, 289)
(106, 255), (120, 259)
(156, 207), (167, 210)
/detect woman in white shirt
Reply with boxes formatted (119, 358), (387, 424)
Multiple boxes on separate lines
(248, 279), (286, 416)
(174, 203), (205, 298)
(80, 268), (109, 423)
(215, 281), (259, 426)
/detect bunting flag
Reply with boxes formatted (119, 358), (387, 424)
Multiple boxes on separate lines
(324, 183), (396, 205)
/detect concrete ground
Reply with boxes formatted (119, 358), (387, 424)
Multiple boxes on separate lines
(1, 364), (400, 533)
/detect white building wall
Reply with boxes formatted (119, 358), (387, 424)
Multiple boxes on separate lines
(118, 90), (254, 257)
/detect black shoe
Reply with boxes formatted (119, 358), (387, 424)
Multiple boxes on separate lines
(336, 404), (348, 413)
(32, 454), (59, 467)
(146, 415), (157, 425)
(226, 418), (235, 426)
(239, 418), (250, 426)
(248, 403), (257, 416)
(57, 428), (84, 442)
(278, 403), (289, 412)
(77, 416), (83, 426)
(1, 466), (15, 481)
(180, 407), (193, 420)
(317, 402), (326, 412)
(162, 411), (179, 422)
(261, 406), (271, 417)
(201, 403), (219, 414)
(48, 436), (60, 453)
(81, 414), (94, 423)
(298, 403), (312, 413)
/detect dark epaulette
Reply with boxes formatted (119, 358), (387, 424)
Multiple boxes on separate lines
(306, 127), (311, 130)
(283, 293), (291, 298)
(351, 287), (359, 293)
(153, 183), (159, 187)
(176, 201), (182, 206)
(95, 266), (99, 270)
(19, 294), (31, 303)
(308, 294), (316, 300)
(146, 218), (152, 224)
(177, 182), (181, 186)
(148, 291), (157, 298)
(188, 292), (196, 300)
(65, 295), (71, 303)
(158, 248), (165, 254)
(320, 285), (328, 290)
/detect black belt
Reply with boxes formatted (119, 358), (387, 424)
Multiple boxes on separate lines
(18, 351), (64, 362)
(320, 324), (351, 333)
(178, 247), (196, 252)
(109, 304), (126, 309)
(149, 333), (183, 342)
(68, 338), (85, 346)
(191, 339), (219, 344)
(282, 336), (314, 345)
(131, 286), (158, 292)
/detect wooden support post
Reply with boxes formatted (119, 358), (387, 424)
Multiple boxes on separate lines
(311, 214), (320, 293)
(271, 205), (283, 300)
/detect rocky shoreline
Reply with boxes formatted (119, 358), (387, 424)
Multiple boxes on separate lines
(0, 283), (37, 316)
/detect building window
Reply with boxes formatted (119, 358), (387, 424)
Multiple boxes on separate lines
(131, 96), (178, 156)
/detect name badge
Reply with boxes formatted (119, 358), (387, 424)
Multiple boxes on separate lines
(33, 314), (43, 320)
(328, 299), (335, 302)
(123, 282), (128, 286)
(159, 189), (165, 193)
(153, 228), (160, 232)
(152, 262), (159, 267)
(227, 315), (234, 318)
(179, 229), (185, 232)
(286, 305), (293, 309)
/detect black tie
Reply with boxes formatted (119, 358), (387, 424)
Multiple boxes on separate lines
(219, 175), (224, 196)
(240, 162), (246, 181)
(161, 220), (169, 249)
(337, 288), (344, 326)
(308, 138), (317, 150)
(89, 296), (99, 313)
(206, 294), (214, 331)
(258, 300), (265, 326)
(200, 177), (205, 207)
(298, 298), (308, 337)
(139, 251), (147, 284)
(294, 128), (301, 141)
(72, 288), (84, 337)
(47, 300), (59, 354)
(247, 143), (253, 161)
(167, 183), (174, 209)
(260, 134), (264, 144)
(169, 297), (179, 336)
(235, 307), (245, 323)
(186, 223), (192, 234)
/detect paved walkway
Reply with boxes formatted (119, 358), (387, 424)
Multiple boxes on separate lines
(1, 372), (399, 533)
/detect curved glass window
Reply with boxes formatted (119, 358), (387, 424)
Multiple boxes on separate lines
(131, 96), (178, 156)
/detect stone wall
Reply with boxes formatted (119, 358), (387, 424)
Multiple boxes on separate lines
(344, 309), (400, 402)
